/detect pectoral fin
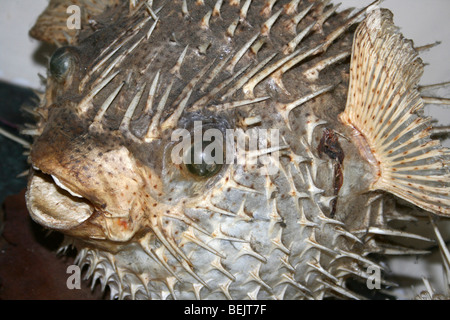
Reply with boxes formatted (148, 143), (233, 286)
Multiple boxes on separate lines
(340, 9), (450, 216)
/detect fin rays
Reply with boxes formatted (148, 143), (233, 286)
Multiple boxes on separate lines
(340, 9), (450, 216)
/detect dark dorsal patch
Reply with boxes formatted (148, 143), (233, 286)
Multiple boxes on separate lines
(318, 127), (344, 218)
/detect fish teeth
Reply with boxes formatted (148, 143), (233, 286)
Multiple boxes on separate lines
(51, 175), (84, 198)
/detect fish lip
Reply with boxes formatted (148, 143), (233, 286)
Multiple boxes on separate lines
(26, 168), (95, 230)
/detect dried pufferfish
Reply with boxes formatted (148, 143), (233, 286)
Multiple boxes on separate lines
(23, 0), (450, 299)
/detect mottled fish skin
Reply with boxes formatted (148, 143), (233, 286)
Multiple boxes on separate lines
(25, 0), (450, 299)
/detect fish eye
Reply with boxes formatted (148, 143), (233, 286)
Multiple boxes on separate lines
(185, 140), (224, 178)
(49, 46), (77, 81)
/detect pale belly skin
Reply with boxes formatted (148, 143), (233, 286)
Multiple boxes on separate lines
(24, 0), (450, 299)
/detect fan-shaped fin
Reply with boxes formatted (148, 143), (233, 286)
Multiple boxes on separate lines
(340, 9), (450, 216)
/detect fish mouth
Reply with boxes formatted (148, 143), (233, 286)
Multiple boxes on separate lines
(26, 169), (95, 230)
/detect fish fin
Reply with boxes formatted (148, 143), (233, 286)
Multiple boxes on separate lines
(340, 9), (450, 216)
(29, 0), (120, 45)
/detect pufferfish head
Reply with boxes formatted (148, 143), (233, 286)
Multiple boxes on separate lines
(26, 46), (238, 250)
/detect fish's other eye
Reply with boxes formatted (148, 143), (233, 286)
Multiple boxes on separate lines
(185, 141), (223, 178)
(49, 46), (78, 81)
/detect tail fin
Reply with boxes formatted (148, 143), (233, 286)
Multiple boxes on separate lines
(340, 9), (450, 216)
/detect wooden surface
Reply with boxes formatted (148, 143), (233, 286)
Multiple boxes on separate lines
(0, 189), (104, 300)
